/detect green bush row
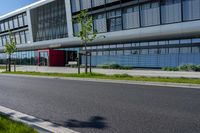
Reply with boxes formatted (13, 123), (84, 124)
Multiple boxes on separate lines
(97, 64), (133, 70)
(162, 64), (200, 72)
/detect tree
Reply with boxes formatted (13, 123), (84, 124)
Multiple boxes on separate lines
(4, 31), (17, 72)
(76, 10), (96, 74)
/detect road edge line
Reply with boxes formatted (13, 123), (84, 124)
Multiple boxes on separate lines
(0, 105), (79, 133)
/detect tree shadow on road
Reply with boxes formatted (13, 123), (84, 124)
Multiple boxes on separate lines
(65, 116), (108, 129)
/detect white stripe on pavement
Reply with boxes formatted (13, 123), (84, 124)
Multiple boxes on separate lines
(0, 105), (79, 133)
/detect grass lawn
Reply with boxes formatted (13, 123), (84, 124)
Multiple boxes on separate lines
(0, 114), (38, 133)
(2, 71), (200, 85)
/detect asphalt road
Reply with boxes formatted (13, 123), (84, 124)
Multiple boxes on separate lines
(0, 75), (200, 133)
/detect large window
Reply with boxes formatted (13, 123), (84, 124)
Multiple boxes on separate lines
(93, 13), (107, 33)
(123, 5), (139, 29)
(31, 0), (68, 42)
(183, 0), (200, 21)
(92, 0), (105, 7)
(71, 0), (80, 13)
(140, 2), (160, 27)
(107, 9), (122, 32)
(161, 0), (182, 24)
(80, 0), (91, 10)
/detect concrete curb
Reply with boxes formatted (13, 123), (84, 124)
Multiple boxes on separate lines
(0, 105), (79, 133)
(1, 73), (200, 89)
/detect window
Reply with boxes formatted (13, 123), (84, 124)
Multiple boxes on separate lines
(80, 0), (91, 10)
(9, 19), (14, 29)
(123, 5), (139, 29)
(140, 42), (148, 46)
(140, 2), (160, 27)
(159, 48), (166, 54)
(192, 46), (200, 53)
(183, 0), (200, 21)
(192, 38), (200, 43)
(169, 48), (179, 53)
(18, 15), (24, 27)
(124, 50), (131, 55)
(15, 32), (21, 45)
(0, 38), (3, 46)
(161, 0), (182, 24)
(93, 13), (107, 33)
(71, 0), (80, 13)
(20, 31), (26, 44)
(4, 21), (9, 31)
(107, 9), (122, 32)
(180, 39), (192, 44)
(13, 16), (19, 28)
(140, 49), (148, 54)
(149, 41), (158, 46)
(92, 0), (105, 7)
(149, 49), (158, 54)
(31, 0), (68, 42)
(25, 31), (30, 43)
(180, 47), (191, 53)
(169, 40), (180, 44)
(23, 13), (28, 25)
(0, 23), (5, 32)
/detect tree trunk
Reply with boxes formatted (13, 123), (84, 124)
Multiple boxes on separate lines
(85, 42), (88, 74)
(8, 55), (11, 72)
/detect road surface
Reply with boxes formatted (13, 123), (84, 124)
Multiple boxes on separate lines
(0, 75), (199, 133)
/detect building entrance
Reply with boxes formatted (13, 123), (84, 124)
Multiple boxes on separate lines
(39, 51), (49, 66)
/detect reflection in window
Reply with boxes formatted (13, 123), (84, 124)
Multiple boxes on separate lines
(107, 9), (122, 32)
(183, 0), (200, 21)
(192, 47), (200, 53)
(180, 47), (191, 53)
(123, 5), (139, 29)
(93, 13), (107, 33)
(169, 48), (179, 53)
(31, 0), (68, 42)
(140, 2), (160, 26)
(161, 0), (182, 24)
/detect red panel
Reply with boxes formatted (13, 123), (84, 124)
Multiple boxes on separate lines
(49, 50), (65, 66)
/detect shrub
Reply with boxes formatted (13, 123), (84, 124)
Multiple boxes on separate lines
(97, 64), (132, 70)
(179, 64), (197, 71)
(162, 67), (179, 71)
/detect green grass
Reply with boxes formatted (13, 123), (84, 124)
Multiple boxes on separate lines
(0, 114), (38, 133)
(2, 71), (200, 85)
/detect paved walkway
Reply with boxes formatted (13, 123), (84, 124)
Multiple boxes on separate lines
(11, 65), (200, 79)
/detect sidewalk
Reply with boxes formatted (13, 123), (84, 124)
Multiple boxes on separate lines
(12, 65), (200, 79)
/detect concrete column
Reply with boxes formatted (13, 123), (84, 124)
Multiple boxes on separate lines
(26, 9), (34, 43)
(65, 0), (74, 38)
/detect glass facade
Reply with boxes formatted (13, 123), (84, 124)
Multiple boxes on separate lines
(0, 51), (37, 65)
(72, 0), (200, 34)
(0, 12), (27, 33)
(31, 0), (68, 42)
(0, 30), (29, 46)
(1, 37), (200, 67)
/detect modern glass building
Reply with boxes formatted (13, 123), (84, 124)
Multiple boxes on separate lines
(1, 0), (200, 68)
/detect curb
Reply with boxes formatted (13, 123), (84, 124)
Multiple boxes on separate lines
(1, 73), (200, 89)
(0, 105), (79, 133)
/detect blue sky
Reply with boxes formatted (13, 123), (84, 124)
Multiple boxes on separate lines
(0, 0), (37, 16)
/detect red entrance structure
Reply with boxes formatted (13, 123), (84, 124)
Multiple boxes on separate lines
(38, 49), (65, 66)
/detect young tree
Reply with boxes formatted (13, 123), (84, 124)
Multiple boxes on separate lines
(76, 10), (96, 74)
(4, 32), (17, 72)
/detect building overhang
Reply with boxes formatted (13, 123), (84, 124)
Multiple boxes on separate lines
(1, 20), (200, 52)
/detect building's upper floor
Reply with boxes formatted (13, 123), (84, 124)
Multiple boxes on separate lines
(0, 0), (200, 50)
